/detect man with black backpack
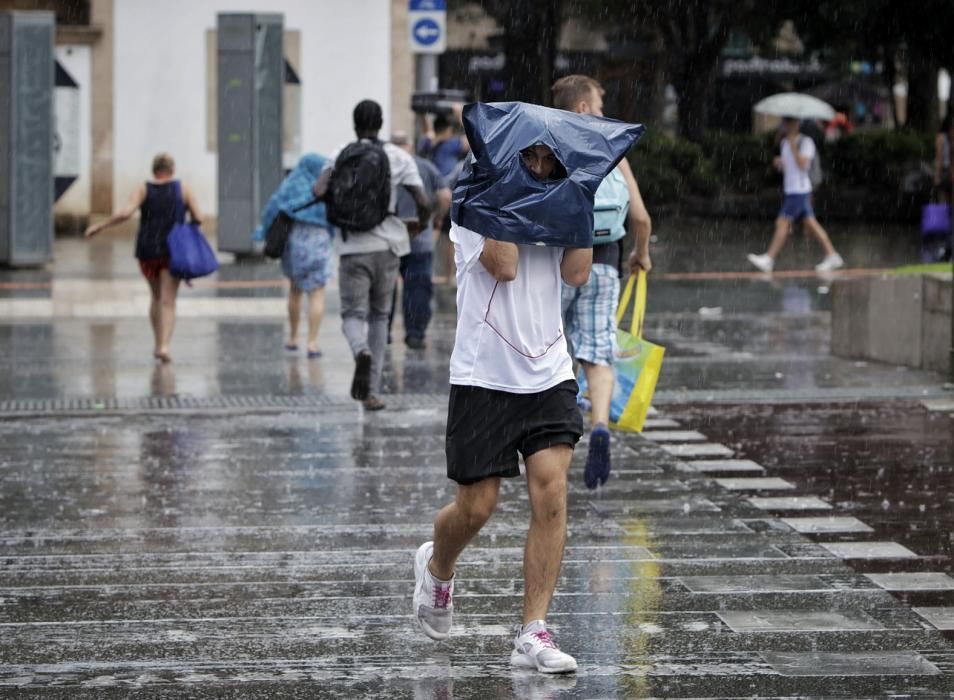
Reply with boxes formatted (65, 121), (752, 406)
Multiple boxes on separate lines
(314, 100), (431, 410)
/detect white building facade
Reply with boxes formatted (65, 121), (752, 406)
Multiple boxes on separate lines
(54, 0), (414, 220)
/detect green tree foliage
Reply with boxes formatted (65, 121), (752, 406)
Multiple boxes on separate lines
(449, 0), (954, 136)
(632, 130), (719, 204)
(788, 0), (954, 130)
(448, 0), (561, 105)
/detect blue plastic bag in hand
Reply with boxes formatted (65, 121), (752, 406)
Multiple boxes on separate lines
(451, 101), (645, 248)
(168, 181), (218, 281)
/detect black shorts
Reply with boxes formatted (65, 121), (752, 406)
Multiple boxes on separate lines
(445, 379), (584, 485)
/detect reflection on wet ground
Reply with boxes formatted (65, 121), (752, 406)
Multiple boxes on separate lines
(2, 406), (953, 697)
(667, 402), (954, 568)
(1, 220), (953, 697)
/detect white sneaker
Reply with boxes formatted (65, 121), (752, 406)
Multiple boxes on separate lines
(747, 253), (774, 273)
(510, 621), (577, 674)
(413, 541), (453, 640)
(815, 252), (844, 272)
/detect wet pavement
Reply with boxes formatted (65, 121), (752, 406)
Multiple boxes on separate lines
(1, 221), (953, 698)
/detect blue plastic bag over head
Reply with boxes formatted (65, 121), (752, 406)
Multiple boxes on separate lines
(451, 101), (645, 248)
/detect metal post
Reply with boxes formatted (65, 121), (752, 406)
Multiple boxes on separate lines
(0, 11), (55, 267)
(216, 13), (283, 255)
(947, 216), (954, 389)
(415, 53), (439, 93)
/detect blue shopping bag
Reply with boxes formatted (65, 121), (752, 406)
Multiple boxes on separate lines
(921, 202), (951, 236)
(168, 181), (218, 280)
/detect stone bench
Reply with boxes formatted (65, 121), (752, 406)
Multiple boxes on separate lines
(831, 273), (952, 373)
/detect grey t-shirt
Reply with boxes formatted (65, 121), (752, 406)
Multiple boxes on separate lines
(323, 141), (424, 258)
(396, 156), (444, 255)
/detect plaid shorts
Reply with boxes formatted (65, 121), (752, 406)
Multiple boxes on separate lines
(561, 263), (620, 367)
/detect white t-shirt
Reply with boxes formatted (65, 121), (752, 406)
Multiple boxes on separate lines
(781, 136), (816, 194)
(324, 141), (424, 257)
(448, 223), (576, 393)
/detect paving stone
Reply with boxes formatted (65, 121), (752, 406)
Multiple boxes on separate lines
(773, 542), (839, 559)
(714, 477), (795, 491)
(782, 516), (875, 534)
(680, 575), (834, 593)
(821, 542), (920, 560)
(914, 607), (954, 630)
(661, 443), (735, 458)
(866, 573), (954, 591)
(747, 496), (832, 511)
(922, 398), (954, 413)
(685, 459), (766, 474)
(641, 418), (681, 429)
(718, 610), (883, 632)
(761, 651), (940, 676)
(587, 496), (721, 515)
(642, 430), (707, 442)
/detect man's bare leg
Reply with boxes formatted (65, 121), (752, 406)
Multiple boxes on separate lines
(581, 361), (613, 427)
(522, 444), (572, 624)
(803, 216), (837, 256)
(765, 217), (793, 259)
(429, 477), (501, 580)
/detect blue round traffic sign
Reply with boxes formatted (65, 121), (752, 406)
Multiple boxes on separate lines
(412, 18), (441, 46)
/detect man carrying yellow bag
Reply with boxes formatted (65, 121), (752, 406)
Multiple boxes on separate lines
(554, 74), (656, 489)
(577, 270), (665, 486)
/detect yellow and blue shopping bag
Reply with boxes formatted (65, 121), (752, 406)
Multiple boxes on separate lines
(578, 270), (665, 432)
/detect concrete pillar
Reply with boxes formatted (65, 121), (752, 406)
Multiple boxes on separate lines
(216, 13), (283, 255)
(89, 0), (113, 215)
(390, 0), (414, 138)
(0, 10), (55, 266)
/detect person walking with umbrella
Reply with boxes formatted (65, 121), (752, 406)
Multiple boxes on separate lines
(747, 115), (843, 273)
(748, 94), (844, 274)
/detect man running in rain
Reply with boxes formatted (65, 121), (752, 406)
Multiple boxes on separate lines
(412, 102), (643, 673)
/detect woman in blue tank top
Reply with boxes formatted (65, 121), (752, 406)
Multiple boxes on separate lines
(84, 153), (204, 363)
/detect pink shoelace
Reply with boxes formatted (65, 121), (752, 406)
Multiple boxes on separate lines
(532, 630), (556, 649)
(432, 584), (451, 609)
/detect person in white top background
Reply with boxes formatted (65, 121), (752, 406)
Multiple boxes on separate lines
(412, 139), (591, 673)
(748, 116), (844, 273)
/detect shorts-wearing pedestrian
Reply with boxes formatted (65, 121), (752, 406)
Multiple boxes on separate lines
(778, 193), (814, 220)
(445, 379), (583, 485)
(561, 263), (620, 367)
(139, 257), (170, 280)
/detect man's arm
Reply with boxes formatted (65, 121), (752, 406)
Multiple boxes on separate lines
(404, 184), (432, 234)
(561, 247), (592, 287)
(618, 159), (652, 274)
(935, 133), (945, 187)
(434, 185), (451, 223)
(789, 135), (811, 171)
(480, 239), (519, 282)
(450, 103), (470, 153)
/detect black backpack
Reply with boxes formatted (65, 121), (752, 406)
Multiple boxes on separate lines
(326, 139), (391, 235)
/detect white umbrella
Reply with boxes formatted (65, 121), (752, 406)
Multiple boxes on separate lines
(753, 92), (837, 121)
